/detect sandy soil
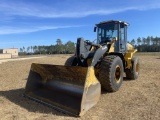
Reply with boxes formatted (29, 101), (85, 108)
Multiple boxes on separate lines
(0, 56), (47, 64)
(0, 54), (160, 120)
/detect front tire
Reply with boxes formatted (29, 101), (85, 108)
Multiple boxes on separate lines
(99, 55), (124, 92)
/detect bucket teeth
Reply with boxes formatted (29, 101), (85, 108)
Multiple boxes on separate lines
(24, 63), (100, 116)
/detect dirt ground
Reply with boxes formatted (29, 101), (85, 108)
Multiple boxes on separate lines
(0, 54), (160, 120)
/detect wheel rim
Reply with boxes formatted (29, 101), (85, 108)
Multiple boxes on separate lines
(136, 63), (139, 73)
(114, 65), (121, 83)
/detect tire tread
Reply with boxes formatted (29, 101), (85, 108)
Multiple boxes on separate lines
(99, 55), (122, 92)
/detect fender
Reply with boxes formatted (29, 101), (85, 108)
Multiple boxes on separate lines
(91, 45), (108, 66)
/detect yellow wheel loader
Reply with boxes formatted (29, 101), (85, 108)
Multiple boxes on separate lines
(24, 20), (140, 116)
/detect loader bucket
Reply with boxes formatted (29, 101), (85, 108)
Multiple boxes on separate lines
(24, 63), (100, 116)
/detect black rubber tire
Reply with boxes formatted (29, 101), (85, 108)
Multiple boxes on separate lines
(126, 57), (140, 80)
(99, 55), (124, 92)
(64, 56), (77, 66)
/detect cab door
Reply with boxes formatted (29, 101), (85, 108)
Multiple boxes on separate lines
(119, 24), (127, 53)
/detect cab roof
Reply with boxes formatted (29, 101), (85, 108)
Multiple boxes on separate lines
(96, 20), (129, 26)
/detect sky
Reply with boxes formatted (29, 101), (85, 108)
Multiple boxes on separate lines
(0, 0), (160, 49)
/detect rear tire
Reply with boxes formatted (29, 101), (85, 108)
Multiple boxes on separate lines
(65, 56), (77, 66)
(126, 57), (139, 80)
(99, 55), (124, 92)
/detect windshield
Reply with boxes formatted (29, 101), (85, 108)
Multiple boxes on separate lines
(97, 23), (118, 44)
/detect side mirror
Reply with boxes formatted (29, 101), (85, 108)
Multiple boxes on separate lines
(94, 27), (97, 32)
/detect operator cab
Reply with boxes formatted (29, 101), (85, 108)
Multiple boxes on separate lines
(94, 20), (128, 53)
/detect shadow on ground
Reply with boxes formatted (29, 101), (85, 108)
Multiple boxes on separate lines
(0, 88), (73, 117)
(123, 77), (133, 81)
(0, 77), (134, 116)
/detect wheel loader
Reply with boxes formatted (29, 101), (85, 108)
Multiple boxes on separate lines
(24, 20), (139, 116)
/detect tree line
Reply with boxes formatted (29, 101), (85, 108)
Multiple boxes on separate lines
(19, 39), (76, 55)
(19, 36), (160, 55)
(130, 36), (160, 52)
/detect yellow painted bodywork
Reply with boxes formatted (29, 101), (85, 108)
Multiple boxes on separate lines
(107, 42), (137, 69)
(90, 41), (137, 69)
(90, 46), (95, 51)
(124, 49), (137, 69)
(108, 39), (117, 52)
(124, 43), (137, 69)
(85, 66), (100, 90)
(108, 42), (115, 52)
